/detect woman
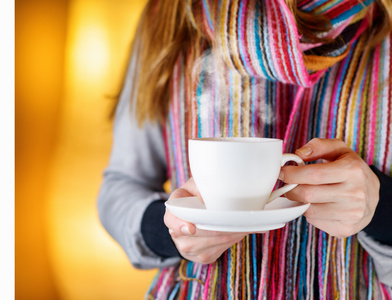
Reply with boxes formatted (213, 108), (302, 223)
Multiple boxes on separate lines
(98, 0), (392, 298)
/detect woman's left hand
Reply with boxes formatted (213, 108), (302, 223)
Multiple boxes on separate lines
(281, 138), (380, 238)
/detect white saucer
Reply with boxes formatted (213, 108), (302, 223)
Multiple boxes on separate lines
(165, 197), (310, 232)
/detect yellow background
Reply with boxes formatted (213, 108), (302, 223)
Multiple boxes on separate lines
(15, 0), (158, 299)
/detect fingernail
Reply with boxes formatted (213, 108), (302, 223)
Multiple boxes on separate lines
(168, 229), (174, 235)
(297, 146), (312, 156)
(180, 226), (192, 236)
(279, 170), (284, 181)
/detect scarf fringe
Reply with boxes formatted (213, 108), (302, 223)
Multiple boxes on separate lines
(146, 220), (392, 299)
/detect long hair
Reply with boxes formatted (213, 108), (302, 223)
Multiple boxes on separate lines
(123, 0), (392, 125)
(124, 0), (205, 125)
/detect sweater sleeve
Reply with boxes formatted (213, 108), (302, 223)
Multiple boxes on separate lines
(97, 50), (180, 269)
(141, 200), (181, 258)
(357, 232), (392, 286)
(357, 165), (392, 286)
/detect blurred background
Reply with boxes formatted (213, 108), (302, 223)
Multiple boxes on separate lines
(15, 0), (159, 299)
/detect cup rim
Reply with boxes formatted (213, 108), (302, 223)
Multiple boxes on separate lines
(189, 137), (282, 143)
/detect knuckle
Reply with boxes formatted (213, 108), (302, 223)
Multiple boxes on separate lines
(220, 234), (234, 244)
(306, 138), (322, 150)
(334, 138), (346, 146)
(301, 188), (314, 204)
(353, 189), (366, 201)
(171, 233), (180, 239)
(168, 230), (178, 238)
(197, 253), (214, 265)
(350, 206), (366, 222)
(341, 156), (354, 170)
(304, 204), (315, 218)
(344, 157), (366, 178)
(177, 242), (192, 255)
(329, 138), (347, 149)
(308, 168), (323, 183)
(337, 226), (355, 238)
(349, 160), (365, 175)
(309, 137), (323, 146)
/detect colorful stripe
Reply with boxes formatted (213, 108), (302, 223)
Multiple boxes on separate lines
(152, 0), (392, 299)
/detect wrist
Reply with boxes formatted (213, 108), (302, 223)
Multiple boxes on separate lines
(362, 166), (392, 246)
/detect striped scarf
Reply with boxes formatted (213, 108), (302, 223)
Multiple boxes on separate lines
(146, 0), (392, 299)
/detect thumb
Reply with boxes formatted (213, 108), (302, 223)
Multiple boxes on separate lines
(295, 138), (352, 162)
(164, 209), (196, 237)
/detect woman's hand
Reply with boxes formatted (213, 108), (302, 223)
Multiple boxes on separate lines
(164, 178), (247, 264)
(281, 138), (380, 238)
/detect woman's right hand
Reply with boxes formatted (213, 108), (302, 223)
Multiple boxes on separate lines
(164, 178), (248, 265)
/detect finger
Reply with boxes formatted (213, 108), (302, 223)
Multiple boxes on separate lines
(303, 202), (367, 223)
(171, 232), (246, 261)
(285, 183), (344, 204)
(169, 187), (193, 200)
(165, 209), (246, 238)
(179, 235), (246, 264)
(173, 232), (246, 249)
(169, 178), (204, 203)
(164, 209), (197, 236)
(304, 203), (342, 221)
(193, 228), (246, 237)
(202, 234), (246, 253)
(305, 218), (358, 238)
(294, 138), (353, 162)
(181, 177), (204, 201)
(281, 155), (356, 185)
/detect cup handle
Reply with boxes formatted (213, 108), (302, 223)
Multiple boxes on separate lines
(267, 153), (305, 204)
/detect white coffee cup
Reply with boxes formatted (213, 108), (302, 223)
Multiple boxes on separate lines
(188, 137), (304, 211)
